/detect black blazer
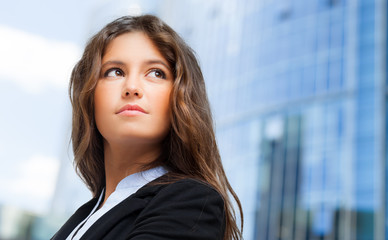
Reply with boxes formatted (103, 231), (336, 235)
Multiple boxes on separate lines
(51, 177), (225, 240)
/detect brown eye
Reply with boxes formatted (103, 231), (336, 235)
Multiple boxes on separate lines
(146, 69), (166, 79)
(104, 68), (124, 77)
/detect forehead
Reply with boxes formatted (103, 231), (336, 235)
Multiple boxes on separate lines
(102, 32), (166, 62)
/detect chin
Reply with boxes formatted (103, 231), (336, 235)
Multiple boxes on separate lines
(113, 134), (165, 145)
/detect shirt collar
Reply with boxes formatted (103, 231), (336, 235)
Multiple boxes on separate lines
(115, 165), (168, 190)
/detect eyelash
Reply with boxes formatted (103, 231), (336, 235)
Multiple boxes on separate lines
(147, 69), (166, 79)
(104, 68), (124, 78)
(103, 68), (167, 79)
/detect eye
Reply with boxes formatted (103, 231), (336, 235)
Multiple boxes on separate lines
(104, 68), (124, 78)
(146, 69), (166, 79)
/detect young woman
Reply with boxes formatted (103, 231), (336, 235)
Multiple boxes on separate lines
(52, 15), (243, 240)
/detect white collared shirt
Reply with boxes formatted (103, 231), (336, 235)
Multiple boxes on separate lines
(66, 166), (168, 240)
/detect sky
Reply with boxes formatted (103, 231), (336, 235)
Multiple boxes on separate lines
(0, 0), (99, 214)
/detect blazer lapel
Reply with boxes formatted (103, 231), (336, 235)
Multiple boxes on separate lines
(80, 181), (167, 240)
(51, 197), (98, 240)
(80, 197), (148, 239)
(53, 175), (169, 240)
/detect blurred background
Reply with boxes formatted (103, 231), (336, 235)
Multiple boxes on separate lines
(0, 0), (385, 239)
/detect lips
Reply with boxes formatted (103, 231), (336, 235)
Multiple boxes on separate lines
(116, 104), (147, 115)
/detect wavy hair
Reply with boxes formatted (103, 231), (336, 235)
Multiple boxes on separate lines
(69, 15), (242, 239)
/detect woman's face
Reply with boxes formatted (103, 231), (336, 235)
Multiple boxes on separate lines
(94, 32), (173, 146)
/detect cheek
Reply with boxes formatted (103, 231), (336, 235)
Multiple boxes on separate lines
(149, 86), (172, 131)
(94, 86), (104, 119)
(155, 88), (172, 116)
(94, 84), (113, 129)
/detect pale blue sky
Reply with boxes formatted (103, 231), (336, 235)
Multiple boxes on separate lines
(0, 0), (96, 43)
(0, 0), (103, 214)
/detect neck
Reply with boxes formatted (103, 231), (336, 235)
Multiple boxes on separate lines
(102, 140), (162, 205)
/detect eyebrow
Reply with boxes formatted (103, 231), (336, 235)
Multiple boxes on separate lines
(101, 60), (125, 69)
(145, 60), (171, 71)
(101, 59), (171, 71)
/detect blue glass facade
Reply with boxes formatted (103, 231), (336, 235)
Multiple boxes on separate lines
(159, 0), (386, 239)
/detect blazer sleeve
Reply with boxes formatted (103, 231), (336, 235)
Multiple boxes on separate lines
(127, 179), (225, 240)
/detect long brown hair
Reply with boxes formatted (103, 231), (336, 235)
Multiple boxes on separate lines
(69, 15), (243, 239)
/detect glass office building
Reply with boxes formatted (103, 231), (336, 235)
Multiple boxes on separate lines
(2, 0), (386, 239)
(159, 0), (386, 239)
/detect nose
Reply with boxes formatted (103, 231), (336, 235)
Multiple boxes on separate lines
(122, 75), (143, 98)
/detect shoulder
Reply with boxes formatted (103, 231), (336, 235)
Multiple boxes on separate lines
(129, 177), (226, 240)
(136, 176), (223, 201)
(138, 177), (225, 215)
(140, 177), (224, 209)
(156, 178), (222, 196)
(157, 178), (223, 205)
